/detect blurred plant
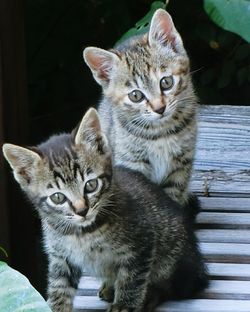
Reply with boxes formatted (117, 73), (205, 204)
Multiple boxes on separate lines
(0, 261), (52, 311)
(116, 1), (167, 45)
(0, 247), (8, 259)
(204, 0), (250, 43)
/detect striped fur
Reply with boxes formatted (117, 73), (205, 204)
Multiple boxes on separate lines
(2, 109), (207, 312)
(84, 9), (198, 207)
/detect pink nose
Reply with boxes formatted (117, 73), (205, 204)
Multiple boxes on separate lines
(73, 199), (88, 217)
(153, 106), (166, 115)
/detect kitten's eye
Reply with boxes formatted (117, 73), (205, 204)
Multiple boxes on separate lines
(85, 179), (98, 193)
(160, 76), (174, 91)
(128, 90), (145, 103)
(50, 192), (67, 205)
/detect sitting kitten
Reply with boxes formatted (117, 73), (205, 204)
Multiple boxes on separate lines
(83, 9), (198, 208)
(2, 108), (207, 312)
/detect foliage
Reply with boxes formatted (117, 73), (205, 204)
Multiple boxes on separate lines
(0, 246), (8, 258)
(116, 1), (166, 45)
(204, 0), (250, 43)
(0, 261), (51, 311)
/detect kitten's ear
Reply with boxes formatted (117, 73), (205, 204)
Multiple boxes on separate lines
(74, 108), (110, 155)
(83, 47), (119, 86)
(2, 143), (41, 185)
(148, 9), (184, 52)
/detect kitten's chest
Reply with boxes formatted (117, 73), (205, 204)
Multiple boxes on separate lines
(63, 229), (112, 273)
(147, 137), (181, 184)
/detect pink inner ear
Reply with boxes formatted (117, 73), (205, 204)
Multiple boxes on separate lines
(86, 51), (113, 81)
(158, 11), (173, 35)
(150, 10), (176, 46)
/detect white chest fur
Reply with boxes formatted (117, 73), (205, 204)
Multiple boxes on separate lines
(147, 136), (182, 184)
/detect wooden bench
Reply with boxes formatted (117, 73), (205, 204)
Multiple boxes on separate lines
(73, 105), (250, 312)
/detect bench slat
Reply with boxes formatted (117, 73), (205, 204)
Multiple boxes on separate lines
(73, 296), (250, 312)
(190, 105), (250, 197)
(196, 212), (250, 229)
(207, 263), (250, 280)
(199, 197), (250, 212)
(200, 243), (250, 263)
(200, 280), (250, 299)
(197, 229), (250, 243)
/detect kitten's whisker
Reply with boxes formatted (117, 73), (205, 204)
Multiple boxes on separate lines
(189, 67), (204, 75)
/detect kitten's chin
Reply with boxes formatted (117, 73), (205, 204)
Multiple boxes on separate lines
(145, 112), (173, 124)
(70, 212), (97, 228)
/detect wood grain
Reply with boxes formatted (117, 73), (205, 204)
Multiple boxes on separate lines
(207, 263), (250, 281)
(196, 212), (250, 229)
(199, 197), (250, 212)
(190, 105), (250, 197)
(73, 296), (250, 312)
(197, 229), (250, 243)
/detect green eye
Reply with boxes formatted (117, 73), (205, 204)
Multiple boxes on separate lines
(160, 76), (174, 91)
(85, 179), (98, 193)
(128, 90), (145, 103)
(50, 192), (67, 205)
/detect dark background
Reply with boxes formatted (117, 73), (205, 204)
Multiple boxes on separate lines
(0, 0), (249, 297)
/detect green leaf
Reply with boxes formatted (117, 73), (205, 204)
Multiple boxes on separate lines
(116, 1), (167, 46)
(204, 0), (250, 43)
(0, 262), (52, 312)
(0, 247), (8, 258)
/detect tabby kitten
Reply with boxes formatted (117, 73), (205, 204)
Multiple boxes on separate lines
(2, 108), (207, 312)
(83, 9), (198, 207)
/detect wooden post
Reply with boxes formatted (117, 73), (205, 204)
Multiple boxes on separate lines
(0, 0), (40, 291)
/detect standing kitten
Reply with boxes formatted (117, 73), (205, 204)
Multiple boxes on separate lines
(83, 9), (197, 207)
(2, 109), (207, 312)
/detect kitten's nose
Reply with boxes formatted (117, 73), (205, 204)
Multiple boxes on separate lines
(73, 199), (88, 217)
(154, 105), (166, 115)
(76, 207), (88, 217)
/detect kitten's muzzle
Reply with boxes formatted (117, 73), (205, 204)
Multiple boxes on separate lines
(73, 199), (88, 217)
(154, 105), (166, 115)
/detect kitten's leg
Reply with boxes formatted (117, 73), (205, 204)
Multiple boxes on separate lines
(107, 259), (150, 312)
(47, 254), (82, 312)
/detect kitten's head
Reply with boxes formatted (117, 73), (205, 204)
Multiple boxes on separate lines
(83, 9), (196, 127)
(2, 108), (112, 231)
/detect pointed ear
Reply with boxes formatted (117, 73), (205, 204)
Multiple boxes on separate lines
(83, 47), (119, 86)
(2, 143), (41, 185)
(74, 108), (110, 155)
(148, 9), (184, 52)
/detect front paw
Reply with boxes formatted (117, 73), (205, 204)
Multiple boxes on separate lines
(47, 299), (72, 312)
(99, 282), (114, 302)
(107, 304), (135, 312)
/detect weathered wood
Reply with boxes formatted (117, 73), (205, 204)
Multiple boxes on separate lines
(190, 105), (250, 197)
(200, 243), (250, 263)
(196, 212), (250, 229)
(73, 296), (250, 312)
(197, 229), (250, 243)
(199, 197), (250, 212)
(199, 280), (250, 299)
(207, 263), (250, 281)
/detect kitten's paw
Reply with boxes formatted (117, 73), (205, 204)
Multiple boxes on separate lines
(47, 299), (72, 312)
(99, 282), (114, 302)
(107, 304), (134, 312)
